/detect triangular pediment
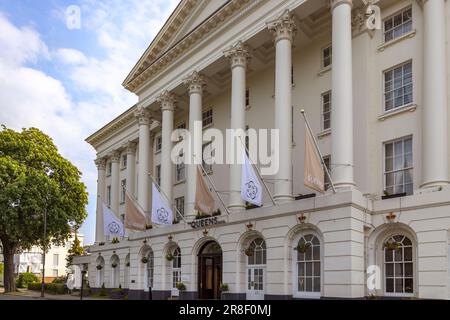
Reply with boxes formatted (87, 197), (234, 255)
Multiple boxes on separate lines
(123, 0), (231, 91)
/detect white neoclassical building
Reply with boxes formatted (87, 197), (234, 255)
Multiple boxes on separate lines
(75, 0), (450, 300)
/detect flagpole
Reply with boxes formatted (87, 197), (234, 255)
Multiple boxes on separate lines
(193, 154), (231, 216)
(147, 173), (188, 223)
(238, 136), (277, 205)
(299, 109), (336, 194)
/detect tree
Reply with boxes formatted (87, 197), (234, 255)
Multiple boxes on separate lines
(66, 233), (85, 268)
(0, 126), (88, 292)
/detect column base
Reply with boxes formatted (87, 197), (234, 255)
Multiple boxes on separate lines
(274, 194), (294, 204)
(227, 204), (246, 212)
(420, 180), (450, 189)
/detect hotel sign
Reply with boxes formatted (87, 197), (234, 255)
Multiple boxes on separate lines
(190, 216), (225, 229)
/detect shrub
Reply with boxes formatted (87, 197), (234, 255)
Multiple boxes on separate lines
(98, 283), (108, 297)
(16, 272), (38, 288)
(27, 282), (68, 294)
(52, 276), (66, 284)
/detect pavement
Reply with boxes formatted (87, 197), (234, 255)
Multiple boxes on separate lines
(0, 288), (111, 300)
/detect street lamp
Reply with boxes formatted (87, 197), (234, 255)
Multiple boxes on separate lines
(80, 269), (87, 300)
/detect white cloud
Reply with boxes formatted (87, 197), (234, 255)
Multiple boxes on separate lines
(54, 48), (88, 65)
(0, 1), (179, 244)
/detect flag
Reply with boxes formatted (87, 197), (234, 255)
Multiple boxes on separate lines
(194, 166), (215, 215)
(151, 183), (173, 225)
(241, 152), (262, 206)
(304, 127), (325, 193)
(102, 203), (124, 237)
(124, 192), (146, 231)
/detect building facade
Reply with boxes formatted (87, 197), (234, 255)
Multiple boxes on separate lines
(78, 0), (450, 299)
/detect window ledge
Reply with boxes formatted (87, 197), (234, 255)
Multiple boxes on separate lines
(174, 179), (186, 186)
(378, 104), (417, 121)
(317, 65), (331, 77)
(378, 30), (416, 52)
(317, 129), (331, 139)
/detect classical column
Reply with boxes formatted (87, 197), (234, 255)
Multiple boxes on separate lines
(224, 41), (250, 211)
(157, 91), (176, 205)
(421, 0), (449, 188)
(95, 157), (106, 243)
(109, 150), (121, 217)
(135, 107), (152, 215)
(183, 71), (206, 219)
(330, 0), (355, 189)
(267, 10), (296, 202)
(126, 141), (137, 197)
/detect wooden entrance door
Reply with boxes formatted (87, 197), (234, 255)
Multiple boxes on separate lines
(198, 242), (222, 299)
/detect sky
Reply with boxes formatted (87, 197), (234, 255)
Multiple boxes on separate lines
(0, 0), (180, 245)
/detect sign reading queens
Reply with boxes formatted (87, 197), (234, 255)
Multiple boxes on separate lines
(190, 216), (225, 229)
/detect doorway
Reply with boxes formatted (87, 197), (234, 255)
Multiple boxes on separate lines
(198, 241), (222, 299)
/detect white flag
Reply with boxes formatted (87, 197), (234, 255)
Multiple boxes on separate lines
(151, 183), (173, 225)
(102, 203), (124, 237)
(241, 152), (262, 206)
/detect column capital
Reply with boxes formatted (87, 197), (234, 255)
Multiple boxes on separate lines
(183, 71), (206, 95)
(156, 90), (177, 112)
(126, 141), (137, 155)
(134, 107), (152, 126)
(267, 9), (297, 44)
(416, 0), (428, 8)
(224, 41), (251, 69)
(109, 150), (121, 163)
(329, 0), (353, 11)
(94, 157), (107, 170)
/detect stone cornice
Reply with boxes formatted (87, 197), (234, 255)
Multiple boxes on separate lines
(183, 70), (206, 95)
(123, 0), (253, 93)
(85, 105), (138, 149)
(224, 41), (251, 69)
(267, 9), (298, 44)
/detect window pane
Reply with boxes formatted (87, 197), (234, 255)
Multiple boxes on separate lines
(306, 262), (312, 277)
(405, 278), (413, 293)
(386, 173), (394, 187)
(384, 19), (393, 31)
(404, 247), (413, 261)
(386, 278), (394, 293)
(394, 263), (403, 276)
(305, 278), (312, 292)
(386, 263), (393, 277)
(298, 278), (304, 291)
(385, 249), (393, 262)
(395, 279), (404, 293)
(298, 263), (304, 277)
(394, 248), (403, 262)
(314, 262), (320, 276)
(405, 263), (413, 277)
(313, 247), (320, 261)
(313, 277), (320, 292)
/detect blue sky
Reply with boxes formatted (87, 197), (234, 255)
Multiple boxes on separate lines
(0, 0), (179, 245)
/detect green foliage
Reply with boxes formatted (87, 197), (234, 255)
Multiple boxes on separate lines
(176, 282), (186, 291)
(66, 234), (85, 268)
(99, 283), (108, 297)
(28, 282), (68, 294)
(111, 237), (120, 244)
(0, 126), (88, 291)
(52, 276), (66, 284)
(0, 263), (3, 275)
(16, 272), (38, 288)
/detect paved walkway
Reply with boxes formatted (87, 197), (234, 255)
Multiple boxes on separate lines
(0, 288), (111, 300)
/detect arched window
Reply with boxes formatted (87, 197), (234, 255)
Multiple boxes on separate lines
(96, 256), (105, 287)
(110, 255), (120, 288)
(144, 250), (154, 290)
(246, 238), (266, 300)
(384, 234), (414, 295)
(124, 254), (130, 289)
(172, 247), (181, 295)
(294, 234), (321, 297)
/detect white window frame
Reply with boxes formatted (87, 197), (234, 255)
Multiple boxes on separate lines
(155, 136), (162, 153)
(383, 7), (413, 44)
(175, 152), (185, 183)
(321, 44), (332, 68)
(321, 91), (331, 131)
(53, 254), (59, 266)
(202, 108), (213, 128)
(174, 196), (184, 219)
(172, 247), (181, 296)
(155, 165), (161, 187)
(120, 179), (126, 204)
(383, 60), (413, 113)
(382, 234), (415, 297)
(292, 232), (322, 299)
(383, 136), (413, 196)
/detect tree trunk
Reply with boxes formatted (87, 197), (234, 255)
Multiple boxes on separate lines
(3, 244), (17, 292)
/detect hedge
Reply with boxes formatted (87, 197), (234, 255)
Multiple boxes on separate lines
(28, 282), (68, 295)
(16, 273), (38, 288)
